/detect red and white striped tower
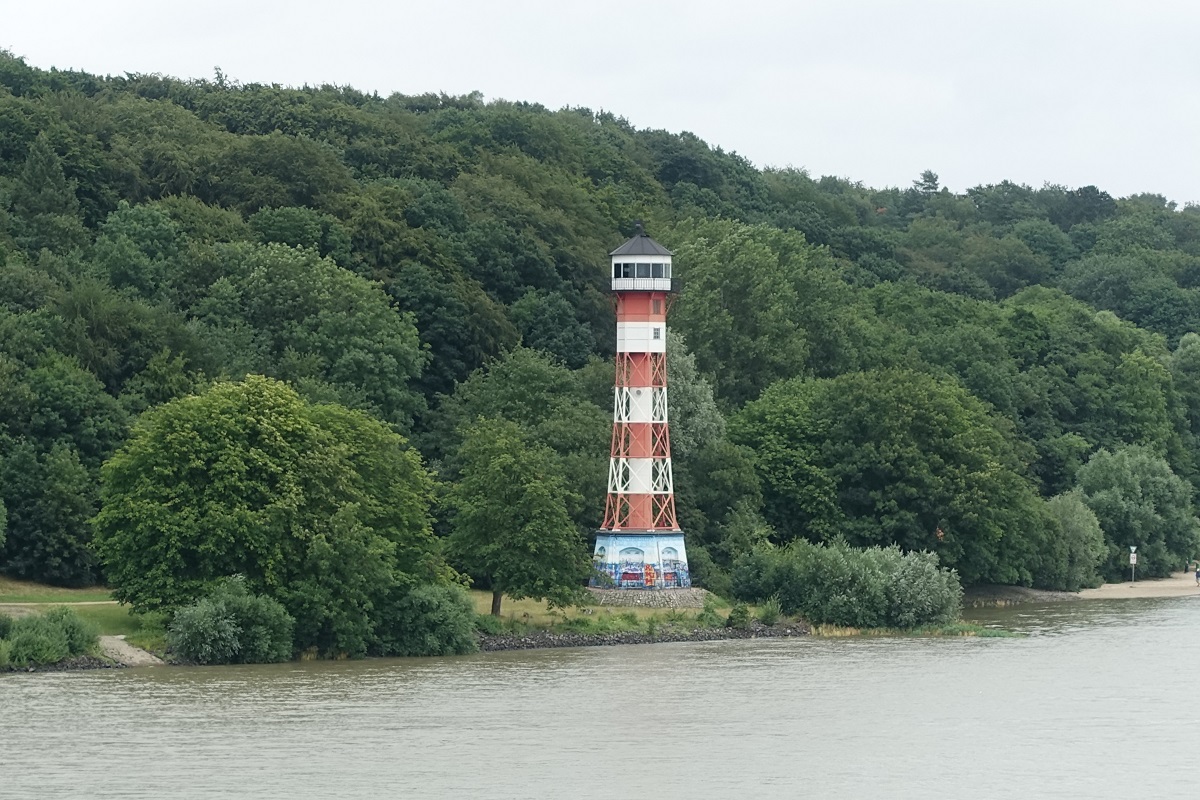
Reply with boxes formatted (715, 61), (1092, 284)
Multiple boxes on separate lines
(592, 224), (690, 590)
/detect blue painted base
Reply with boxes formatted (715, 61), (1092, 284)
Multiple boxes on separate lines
(591, 532), (691, 589)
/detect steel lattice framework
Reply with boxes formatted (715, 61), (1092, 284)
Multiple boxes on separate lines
(601, 319), (679, 531)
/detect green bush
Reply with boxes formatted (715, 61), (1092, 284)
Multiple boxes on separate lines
(732, 540), (962, 629)
(0, 638), (10, 668)
(0, 613), (13, 640)
(475, 613), (505, 635)
(756, 596), (783, 626)
(168, 599), (242, 664)
(375, 584), (479, 657)
(168, 578), (295, 665)
(7, 614), (71, 666)
(725, 602), (751, 629)
(43, 607), (98, 655)
(695, 598), (723, 629)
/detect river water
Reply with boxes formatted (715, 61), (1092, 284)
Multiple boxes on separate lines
(2, 597), (1197, 799)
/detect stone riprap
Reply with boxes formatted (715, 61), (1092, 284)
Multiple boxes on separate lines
(585, 587), (710, 608)
(477, 621), (811, 652)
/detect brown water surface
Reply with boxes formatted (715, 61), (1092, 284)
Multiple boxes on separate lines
(3, 596), (1196, 798)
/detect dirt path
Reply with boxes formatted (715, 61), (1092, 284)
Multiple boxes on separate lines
(98, 635), (164, 667)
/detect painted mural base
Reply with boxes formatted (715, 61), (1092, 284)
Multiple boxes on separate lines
(591, 531), (691, 589)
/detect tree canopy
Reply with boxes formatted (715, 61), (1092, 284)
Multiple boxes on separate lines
(4, 51), (1200, 600)
(93, 376), (445, 655)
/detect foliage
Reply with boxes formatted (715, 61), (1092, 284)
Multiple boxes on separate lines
(94, 376), (445, 656)
(732, 540), (962, 629)
(756, 596), (783, 626)
(446, 417), (590, 615)
(167, 577), (294, 664)
(1039, 492), (1107, 591)
(0, 440), (97, 585)
(42, 606), (99, 655)
(732, 369), (1046, 585)
(374, 583), (479, 657)
(725, 602), (751, 629)
(695, 598), (724, 628)
(1075, 446), (1200, 580)
(4, 608), (96, 666)
(5, 51), (1200, 599)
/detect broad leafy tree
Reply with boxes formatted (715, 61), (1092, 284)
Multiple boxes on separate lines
(446, 417), (590, 615)
(94, 376), (444, 655)
(733, 369), (1047, 585)
(1075, 446), (1200, 580)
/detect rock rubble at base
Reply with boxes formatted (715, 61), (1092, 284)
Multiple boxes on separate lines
(4, 654), (121, 673)
(584, 587), (711, 608)
(476, 621), (811, 652)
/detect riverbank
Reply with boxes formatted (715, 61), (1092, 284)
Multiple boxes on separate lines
(965, 571), (1200, 606)
(477, 620), (810, 651)
(1078, 571), (1200, 599)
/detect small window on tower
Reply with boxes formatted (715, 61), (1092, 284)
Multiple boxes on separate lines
(651, 263), (663, 278)
(613, 264), (621, 279)
(636, 263), (651, 278)
(652, 299), (662, 315)
(653, 327), (661, 340)
(664, 264), (671, 279)
(623, 263), (634, 278)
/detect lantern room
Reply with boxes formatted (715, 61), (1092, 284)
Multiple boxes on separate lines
(610, 222), (673, 292)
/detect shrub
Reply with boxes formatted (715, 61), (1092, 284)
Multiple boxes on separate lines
(375, 584), (478, 657)
(475, 613), (505, 635)
(732, 540), (962, 629)
(43, 607), (98, 655)
(0, 613), (13, 640)
(725, 603), (751, 629)
(212, 581), (294, 663)
(7, 615), (70, 666)
(695, 598), (723, 628)
(0, 638), (10, 668)
(168, 599), (242, 664)
(756, 596), (782, 626)
(168, 578), (294, 665)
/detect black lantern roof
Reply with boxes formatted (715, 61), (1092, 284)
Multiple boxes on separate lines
(609, 222), (673, 257)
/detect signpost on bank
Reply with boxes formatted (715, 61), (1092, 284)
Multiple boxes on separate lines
(1130, 546), (1138, 583)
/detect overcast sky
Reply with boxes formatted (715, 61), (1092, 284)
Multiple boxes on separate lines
(6, 0), (1199, 204)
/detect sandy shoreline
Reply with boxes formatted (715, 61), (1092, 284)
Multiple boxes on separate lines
(1077, 571), (1200, 600)
(966, 571), (1200, 606)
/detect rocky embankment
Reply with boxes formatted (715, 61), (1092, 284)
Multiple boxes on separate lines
(477, 620), (810, 652)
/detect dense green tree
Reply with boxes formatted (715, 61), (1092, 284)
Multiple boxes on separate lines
(509, 289), (593, 368)
(93, 376), (445, 655)
(1075, 446), (1200, 581)
(0, 440), (96, 585)
(1039, 491), (1106, 591)
(669, 219), (820, 405)
(8, 132), (89, 253)
(446, 417), (589, 615)
(190, 243), (428, 426)
(431, 347), (609, 530)
(733, 370), (1046, 585)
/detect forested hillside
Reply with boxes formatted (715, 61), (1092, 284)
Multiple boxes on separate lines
(3, 51), (1199, 598)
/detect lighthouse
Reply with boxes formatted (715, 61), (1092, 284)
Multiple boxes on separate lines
(591, 224), (691, 590)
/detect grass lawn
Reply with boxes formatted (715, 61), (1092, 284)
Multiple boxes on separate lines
(0, 576), (112, 603)
(0, 603), (167, 654)
(466, 589), (715, 629)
